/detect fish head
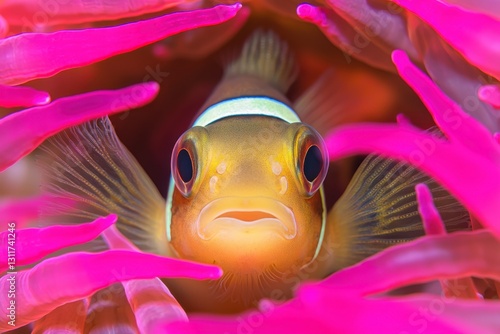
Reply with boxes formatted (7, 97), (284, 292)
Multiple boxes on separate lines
(168, 115), (328, 276)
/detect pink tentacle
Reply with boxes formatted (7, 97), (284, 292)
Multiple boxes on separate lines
(326, 124), (500, 233)
(415, 183), (447, 235)
(0, 196), (48, 231)
(0, 84), (50, 108)
(0, 15), (7, 38)
(32, 299), (89, 334)
(0, 4), (242, 85)
(296, 4), (395, 72)
(392, 0), (500, 80)
(392, 50), (499, 157)
(325, 51), (500, 233)
(297, 286), (499, 334)
(167, 291), (497, 333)
(0, 214), (117, 272)
(0, 250), (221, 330)
(325, 0), (419, 58)
(84, 284), (138, 334)
(319, 230), (500, 296)
(416, 183), (479, 299)
(0, 0), (186, 27)
(102, 226), (189, 333)
(0, 82), (159, 172)
(479, 85), (500, 109)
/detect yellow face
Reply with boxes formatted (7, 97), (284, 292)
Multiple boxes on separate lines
(168, 115), (328, 303)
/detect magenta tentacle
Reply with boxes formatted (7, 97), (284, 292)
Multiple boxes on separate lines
(392, 50), (499, 157)
(0, 84), (50, 108)
(102, 226), (189, 333)
(0, 4), (242, 85)
(0, 196), (47, 231)
(392, 0), (500, 80)
(296, 4), (395, 72)
(326, 124), (500, 232)
(415, 184), (447, 235)
(319, 230), (500, 295)
(416, 184), (479, 299)
(0, 214), (117, 272)
(0, 249), (221, 330)
(32, 299), (89, 334)
(0, 82), (159, 172)
(0, 0), (188, 27)
(479, 85), (500, 108)
(325, 51), (500, 233)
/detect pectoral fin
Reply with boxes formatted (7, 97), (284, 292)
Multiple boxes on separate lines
(323, 155), (470, 271)
(38, 117), (169, 255)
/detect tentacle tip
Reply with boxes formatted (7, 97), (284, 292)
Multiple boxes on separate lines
(217, 2), (242, 15)
(396, 113), (411, 126)
(415, 183), (432, 201)
(143, 81), (160, 94)
(197, 266), (224, 280)
(211, 267), (224, 279)
(415, 182), (428, 192)
(231, 2), (243, 11)
(35, 92), (52, 106)
(296, 4), (318, 22)
(106, 213), (119, 224)
(391, 49), (408, 64)
(478, 85), (499, 107)
(97, 213), (118, 230)
(297, 3), (313, 15)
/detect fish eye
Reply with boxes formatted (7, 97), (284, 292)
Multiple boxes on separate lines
(177, 149), (194, 183)
(303, 145), (323, 182)
(172, 144), (196, 196)
(171, 126), (209, 197)
(291, 124), (328, 196)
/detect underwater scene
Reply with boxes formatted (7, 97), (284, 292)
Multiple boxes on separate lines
(0, 1), (499, 333)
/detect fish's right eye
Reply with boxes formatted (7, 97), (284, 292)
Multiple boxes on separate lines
(303, 145), (323, 182)
(172, 143), (197, 197)
(171, 126), (209, 197)
(177, 149), (194, 183)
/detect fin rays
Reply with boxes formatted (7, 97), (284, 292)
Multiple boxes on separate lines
(226, 30), (298, 92)
(329, 155), (470, 269)
(38, 117), (168, 254)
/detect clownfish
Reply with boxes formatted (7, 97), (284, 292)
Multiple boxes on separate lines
(39, 31), (469, 314)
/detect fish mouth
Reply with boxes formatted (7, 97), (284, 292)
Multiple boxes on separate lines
(196, 197), (297, 241)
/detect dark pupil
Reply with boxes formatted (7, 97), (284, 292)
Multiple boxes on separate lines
(303, 145), (323, 182)
(177, 149), (193, 183)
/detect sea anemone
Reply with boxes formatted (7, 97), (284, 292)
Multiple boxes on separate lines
(1, 1), (499, 333)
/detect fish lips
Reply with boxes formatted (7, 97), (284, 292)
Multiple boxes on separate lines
(195, 197), (298, 241)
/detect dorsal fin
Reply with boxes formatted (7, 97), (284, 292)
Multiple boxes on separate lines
(225, 30), (298, 93)
(294, 69), (341, 136)
(325, 155), (471, 270)
(198, 30), (298, 113)
(37, 117), (168, 255)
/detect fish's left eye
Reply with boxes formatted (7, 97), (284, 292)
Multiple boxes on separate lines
(303, 145), (323, 182)
(292, 124), (328, 196)
(177, 149), (194, 183)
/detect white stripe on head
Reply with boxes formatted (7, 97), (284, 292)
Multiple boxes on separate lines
(193, 96), (301, 126)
